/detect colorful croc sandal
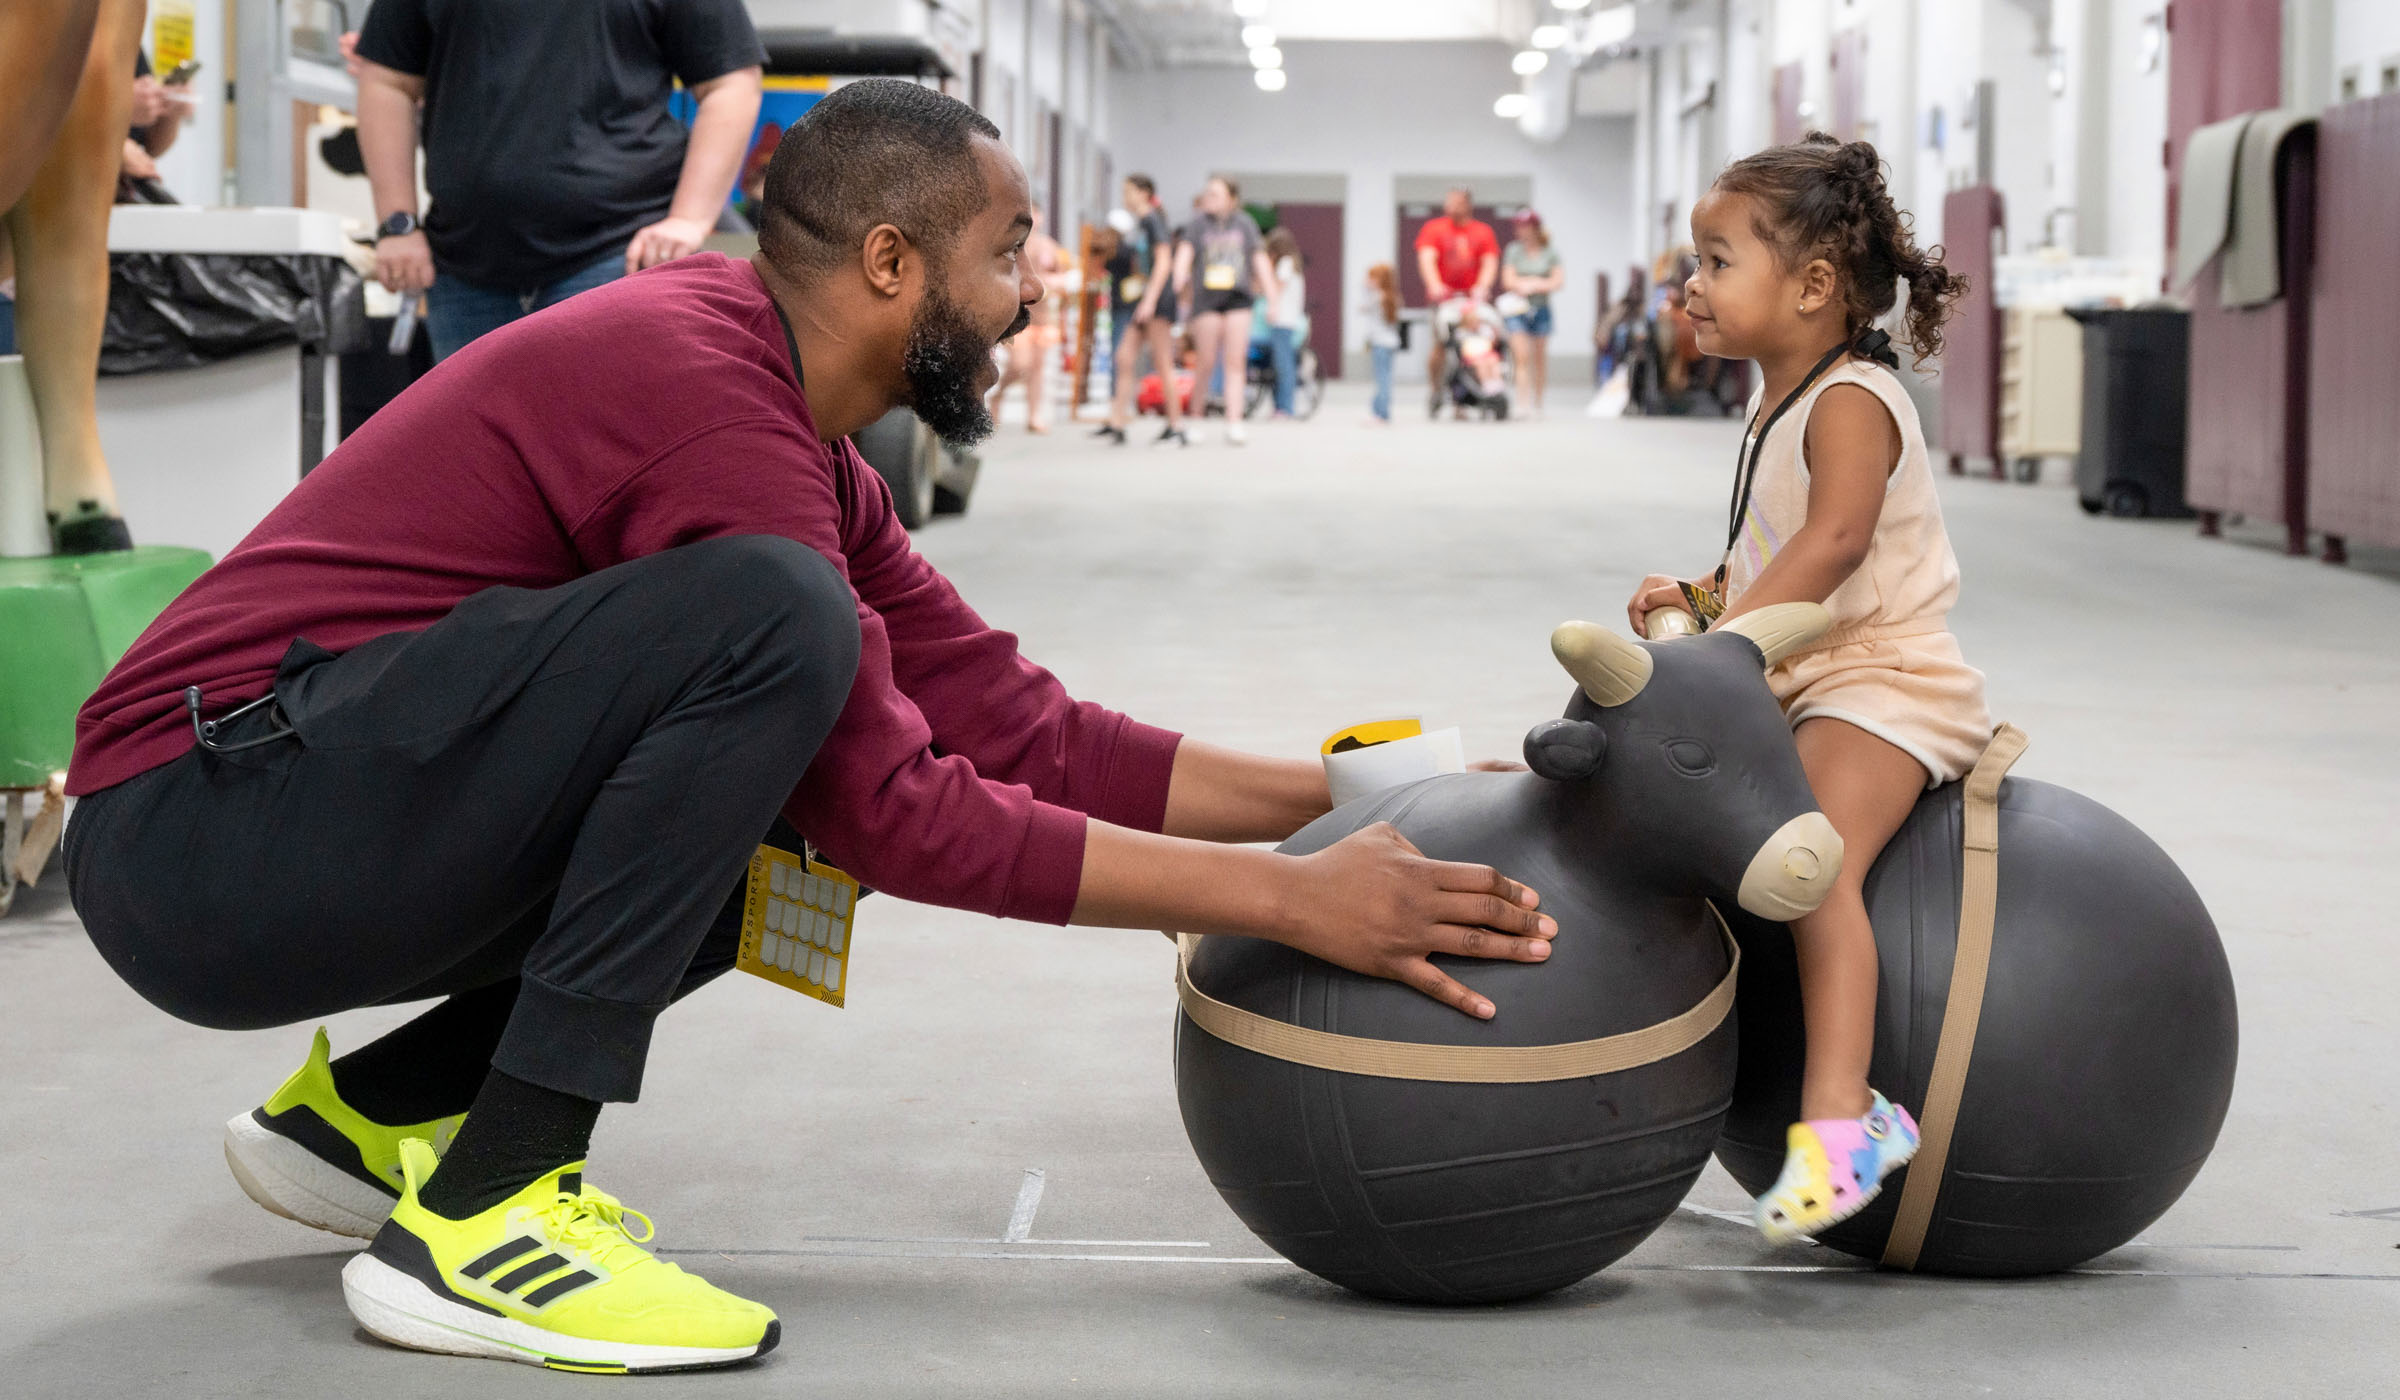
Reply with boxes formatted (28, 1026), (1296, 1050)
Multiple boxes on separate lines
(1755, 1090), (1921, 1244)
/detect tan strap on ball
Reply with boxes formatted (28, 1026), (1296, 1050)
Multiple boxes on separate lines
(1882, 723), (2030, 1270)
(1173, 904), (1739, 1084)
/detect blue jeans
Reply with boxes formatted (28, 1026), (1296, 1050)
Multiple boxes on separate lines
(424, 245), (629, 361)
(1370, 344), (1395, 420)
(1267, 325), (1299, 414)
(1503, 303), (1554, 337)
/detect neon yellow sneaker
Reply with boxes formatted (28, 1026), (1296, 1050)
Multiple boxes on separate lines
(222, 1027), (464, 1238)
(341, 1139), (779, 1373)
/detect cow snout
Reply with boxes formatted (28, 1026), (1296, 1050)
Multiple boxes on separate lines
(1735, 812), (1845, 920)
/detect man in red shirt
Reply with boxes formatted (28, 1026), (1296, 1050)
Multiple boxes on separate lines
(1412, 186), (1500, 409)
(61, 81), (1555, 1373)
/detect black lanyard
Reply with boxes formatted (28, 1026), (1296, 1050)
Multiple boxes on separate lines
(1715, 337), (1871, 595)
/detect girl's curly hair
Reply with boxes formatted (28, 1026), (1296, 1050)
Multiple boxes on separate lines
(1712, 132), (1966, 367)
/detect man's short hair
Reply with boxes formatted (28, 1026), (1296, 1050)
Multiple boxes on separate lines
(1126, 173), (1156, 197)
(757, 79), (1003, 278)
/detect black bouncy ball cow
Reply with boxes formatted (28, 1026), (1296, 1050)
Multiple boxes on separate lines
(1175, 603), (1844, 1303)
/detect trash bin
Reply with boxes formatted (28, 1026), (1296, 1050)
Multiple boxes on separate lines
(95, 206), (368, 561)
(2069, 307), (2192, 518)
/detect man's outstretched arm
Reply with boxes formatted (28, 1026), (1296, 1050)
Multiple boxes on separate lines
(1072, 819), (1554, 1021)
(1160, 738), (1328, 844)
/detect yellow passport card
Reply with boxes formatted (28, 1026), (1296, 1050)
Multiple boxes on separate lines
(738, 844), (858, 1008)
(1322, 717), (1424, 755)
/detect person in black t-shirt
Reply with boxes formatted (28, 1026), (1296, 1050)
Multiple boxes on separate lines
(353, 0), (763, 360)
(1095, 174), (1187, 447)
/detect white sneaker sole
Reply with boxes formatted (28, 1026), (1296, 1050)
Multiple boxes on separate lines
(223, 1112), (393, 1240)
(341, 1252), (771, 1373)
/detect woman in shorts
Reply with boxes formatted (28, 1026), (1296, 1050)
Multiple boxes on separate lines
(1171, 176), (1277, 445)
(1500, 211), (1565, 416)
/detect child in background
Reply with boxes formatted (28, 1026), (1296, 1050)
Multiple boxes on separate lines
(1452, 300), (1508, 400)
(1625, 133), (1987, 1245)
(1263, 227), (1307, 418)
(1361, 263), (1401, 423)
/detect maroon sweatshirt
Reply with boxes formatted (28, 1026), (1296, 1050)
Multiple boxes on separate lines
(69, 255), (1182, 925)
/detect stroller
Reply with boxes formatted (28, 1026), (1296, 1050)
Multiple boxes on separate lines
(1431, 296), (1513, 420)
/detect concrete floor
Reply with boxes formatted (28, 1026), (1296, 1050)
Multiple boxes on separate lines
(6, 386), (2398, 1397)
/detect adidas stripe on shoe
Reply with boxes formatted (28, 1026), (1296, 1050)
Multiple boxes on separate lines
(223, 1027), (464, 1239)
(342, 1140), (778, 1374)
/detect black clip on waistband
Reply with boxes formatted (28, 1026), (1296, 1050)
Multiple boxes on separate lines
(185, 686), (298, 754)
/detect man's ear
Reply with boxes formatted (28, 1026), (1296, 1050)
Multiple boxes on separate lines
(861, 224), (912, 298)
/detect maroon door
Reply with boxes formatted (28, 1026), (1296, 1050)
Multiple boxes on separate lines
(1272, 202), (1345, 379)
(2308, 93), (2400, 554)
(1937, 186), (2005, 473)
(1772, 63), (1805, 144)
(2164, 0), (2283, 267)
(1396, 202), (1508, 307)
(1830, 31), (1865, 140)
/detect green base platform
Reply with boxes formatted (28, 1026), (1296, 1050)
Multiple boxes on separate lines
(0, 546), (212, 786)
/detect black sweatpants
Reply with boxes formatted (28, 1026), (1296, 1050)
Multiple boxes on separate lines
(64, 536), (860, 1103)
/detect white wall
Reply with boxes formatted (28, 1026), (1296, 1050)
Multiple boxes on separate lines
(1112, 39), (1636, 364)
(2332, 0), (2400, 96)
(2104, 0), (2169, 273)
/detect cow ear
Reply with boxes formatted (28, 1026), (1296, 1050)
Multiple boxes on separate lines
(1523, 718), (1608, 782)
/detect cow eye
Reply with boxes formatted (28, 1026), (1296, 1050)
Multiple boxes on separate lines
(1665, 739), (1717, 777)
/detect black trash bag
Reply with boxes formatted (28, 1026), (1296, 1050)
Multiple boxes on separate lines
(101, 252), (370, 375)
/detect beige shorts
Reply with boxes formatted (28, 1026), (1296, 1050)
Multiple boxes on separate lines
(1768, 630), (1993, 787)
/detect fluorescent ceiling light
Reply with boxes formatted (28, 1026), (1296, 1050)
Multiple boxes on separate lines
(1531, 25), (1567, 49)
(1255, 67), (1288, 91)
(1241, 24), (1276, 48)
(1585, 3), (1635, 45)
(1554, 0), (1592, 9)
(1250, 45), (1284, 69)
(1512, 49), (1548, 75)
(1233, 0), (1268, 16)
(1494, 92), (1530, 118)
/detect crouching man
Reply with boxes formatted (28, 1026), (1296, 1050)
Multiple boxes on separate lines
(62, 80), (1556, 1374)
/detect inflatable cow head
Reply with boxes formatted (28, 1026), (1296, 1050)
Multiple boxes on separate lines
(1522, 603), (1843, 921)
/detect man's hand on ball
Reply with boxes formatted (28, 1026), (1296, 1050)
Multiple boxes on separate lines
(1282, 823), (1554, 1020)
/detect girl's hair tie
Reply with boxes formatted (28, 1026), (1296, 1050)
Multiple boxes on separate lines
(1852, 327), (1900, 369)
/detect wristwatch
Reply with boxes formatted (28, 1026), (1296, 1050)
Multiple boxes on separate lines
(376, 211), (419, 239)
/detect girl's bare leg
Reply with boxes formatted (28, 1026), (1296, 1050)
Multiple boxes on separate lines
(1188, 313), (1223, 420)
(1109, 323), (1139, 428)
(1789, 715), (1929, 1121)
(1023, 335), (1048, 432)
(1219, 316), (1249, 422)
(1145, 318), (1182, 431)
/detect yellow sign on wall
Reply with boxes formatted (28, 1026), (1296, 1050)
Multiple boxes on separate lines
(152, 0), (197, 72)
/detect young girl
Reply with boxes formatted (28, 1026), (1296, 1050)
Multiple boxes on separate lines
(1626, 134), (1988, 1244)
(1361, 263), (1402, 423)
(1263, 226), (1307, 418)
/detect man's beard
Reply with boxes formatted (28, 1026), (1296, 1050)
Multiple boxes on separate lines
(903, 284), (1029, 448)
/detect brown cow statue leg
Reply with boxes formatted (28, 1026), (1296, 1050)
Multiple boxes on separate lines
(3, 0), (144, 553)
(0, 0), (105, 212)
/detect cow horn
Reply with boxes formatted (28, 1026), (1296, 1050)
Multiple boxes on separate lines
(1550, 620), (1653, 707)
(1714, 602), (1833, 669)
